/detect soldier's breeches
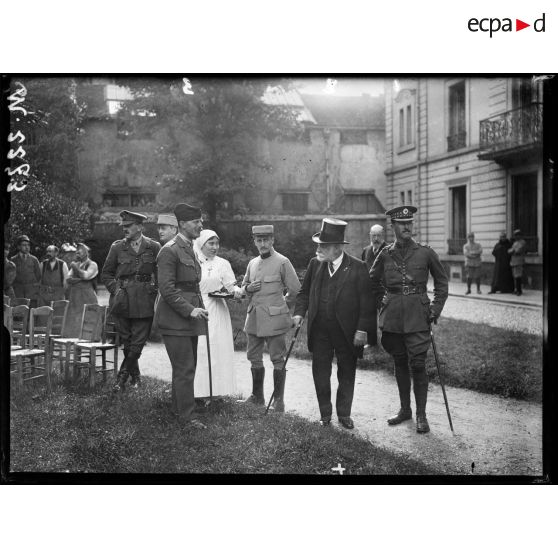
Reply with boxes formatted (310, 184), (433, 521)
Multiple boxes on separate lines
(114, 316), (153, 356)
(381, 330), (430, 361)
(246, 333), (286, 369)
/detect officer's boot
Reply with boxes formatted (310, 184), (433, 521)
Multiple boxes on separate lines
(243, 367), (265, 405)
(465, 278), (472, 295)
(516, 277), (523, 296)
(113, 354), (130, 393)
(387, 357), (412, 425)
(128, 353), (141, 388)
(271, 368), (286, 412)
(412, 365), (430, 433)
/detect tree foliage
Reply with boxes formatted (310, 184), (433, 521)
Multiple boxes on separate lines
(118, 78), (303, 224)
(10, 77), (85, 197)
(7, 176), (92, 257)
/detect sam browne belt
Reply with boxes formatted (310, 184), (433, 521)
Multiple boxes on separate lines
(386, 285), (427, 295)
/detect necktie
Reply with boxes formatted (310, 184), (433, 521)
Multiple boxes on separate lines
(328, 262), (335, 275)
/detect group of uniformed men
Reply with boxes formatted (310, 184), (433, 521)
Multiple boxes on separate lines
(98, 201), (449, 434)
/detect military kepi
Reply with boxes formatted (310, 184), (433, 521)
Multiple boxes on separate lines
(120, 210), (147, 226)
(386, 205), (417, 222)
(252, 224), (274, 236)
(157, 213), (178, 227)
(312, 218), (349, 244)
(174, 203), (202, 222)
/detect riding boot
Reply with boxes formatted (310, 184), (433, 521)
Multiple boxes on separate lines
(243, 367), (265, 405)
(476, 279), (481, 294)
(113, 354), (130, 392)
(465, 278), (472, 295)
(387, 358), (412, 425)
(128, 353), (141, 388)
(413, 365), (430, 433)
(271, 368), (286, 412)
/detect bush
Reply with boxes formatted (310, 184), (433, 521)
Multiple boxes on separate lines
(218, 246), (252, 277)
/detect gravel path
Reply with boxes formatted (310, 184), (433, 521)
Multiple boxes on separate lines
(137, 344), (542, 476)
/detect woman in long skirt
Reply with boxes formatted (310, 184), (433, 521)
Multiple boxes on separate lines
(64, 243), (99, 337)
(194, 230), (240, 400)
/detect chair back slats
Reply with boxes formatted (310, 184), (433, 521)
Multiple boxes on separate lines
(80, 304), (104, 342)
(11, 297), (31, 307)
(3, 304), (13, 340)
(29, 306), (53, 349)
(12, 304), (30, 346)
(51, 300), (69, 336)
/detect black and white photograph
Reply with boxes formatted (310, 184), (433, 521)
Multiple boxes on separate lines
(1, 74), (552, 478)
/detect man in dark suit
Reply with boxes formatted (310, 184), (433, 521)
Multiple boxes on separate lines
(153, 203), (208, 429)
(293, 218), (374, 429)
(361, 224), (388, 346)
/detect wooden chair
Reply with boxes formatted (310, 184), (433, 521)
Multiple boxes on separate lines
(73, 306), (120, 388)
(51, 303), (105, 383)
(10, 306), (53, 392)
(3, 304), (22, 351)
(11, 304), (30, 348)
(50, 300), (69, 338)
(11, 297), (31, 307)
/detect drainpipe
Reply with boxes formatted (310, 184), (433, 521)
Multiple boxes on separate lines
(324, 127), (331, 210)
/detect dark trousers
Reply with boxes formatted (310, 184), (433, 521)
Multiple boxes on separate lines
(310, 316), (357, 419)
(163, 335), (198, 420)
(114, 316), (153, 357)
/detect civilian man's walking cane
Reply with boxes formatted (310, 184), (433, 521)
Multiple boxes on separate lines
(265, 320), (303, 415)
(205, 317), (213, 405)
(429, 323), (454, 433)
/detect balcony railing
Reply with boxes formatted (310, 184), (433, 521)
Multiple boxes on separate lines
(479, 103), (543, 159)
(447, 238), (466, 255)
(447, 131), (467, 152)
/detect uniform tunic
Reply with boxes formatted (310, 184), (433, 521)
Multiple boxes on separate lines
(508, 238), (527, 278)
(463, 241), (483, 280)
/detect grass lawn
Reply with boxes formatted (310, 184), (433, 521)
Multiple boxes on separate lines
(228, 301), (542, 402)
(9, 377), (439, 475)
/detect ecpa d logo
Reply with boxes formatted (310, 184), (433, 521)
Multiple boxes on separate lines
(468, 13), (546, 37)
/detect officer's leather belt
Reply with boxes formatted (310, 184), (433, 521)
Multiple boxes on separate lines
(119, 274), (152, 283)
(176, 281), (200, 293)
(387, 285), (426, 295)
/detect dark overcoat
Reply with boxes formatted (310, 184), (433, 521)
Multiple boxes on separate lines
(293, 253), (375, 356)
(153, 235), (205, 337)
(101, 235), (161, 318)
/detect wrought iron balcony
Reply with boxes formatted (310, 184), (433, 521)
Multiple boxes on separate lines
(479, 103), (543, 162)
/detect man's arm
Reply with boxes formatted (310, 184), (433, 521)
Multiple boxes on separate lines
(369, 250), (386, 303)
(33, 257), (41, 282)
(356, 261), (375, 334)
(101, 243), (119, 295)
(293, 259), (315, 319)
(428, 249), (449, 320)
(281, 259), (301, 308)
(157, 246), (196, 319)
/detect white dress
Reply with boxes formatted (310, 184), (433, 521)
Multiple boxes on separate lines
(194, 254), (238, 398)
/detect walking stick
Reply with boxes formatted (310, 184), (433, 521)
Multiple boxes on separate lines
(429, 323), (454, 433)
(265, 320), (303, 415)
(205, 317), (213, 405)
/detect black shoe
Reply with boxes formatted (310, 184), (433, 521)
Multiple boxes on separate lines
(183, 418), (207, 430)
(338, 416), (355, 429)
(242, 394), (265, 405)
(465, 290), (471, 295)
(387, 408), (412, 425)
(129, 376), (141, 389)
(416, 414), (430, 433)
(477, 289), (482, 294)
(320, 417), (331, 426)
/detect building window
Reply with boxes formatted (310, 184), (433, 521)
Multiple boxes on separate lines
(512, 173), (538, 253)
(397, 101), (414, 150)
(400, 191), (405, 204)
(340, 130), (368, 145)
(131, 193), (156, 207)
(448, 81), (466, 151)
(407, 189), (413, 205)
(447, 185), (467, 254)
(282, 193), (309, 214)
(105, 84), (133, 115)
(102, 193), (131, 207)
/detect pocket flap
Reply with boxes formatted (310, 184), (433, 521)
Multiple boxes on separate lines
(268, 305), (289, 316)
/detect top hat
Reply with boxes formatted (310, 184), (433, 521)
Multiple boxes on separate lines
(312, 218), (349, 244)
(120, 210), (147, 226)
(385, 205), (417, 222)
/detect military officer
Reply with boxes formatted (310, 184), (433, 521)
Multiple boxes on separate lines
(157, 213), (178, 245)
(154, 203), (208, 428)
(11, 234), (41, 307)
(101, 211), (161, 391)
(369, 206), (448, 433)
(240, 225), (301, 412)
